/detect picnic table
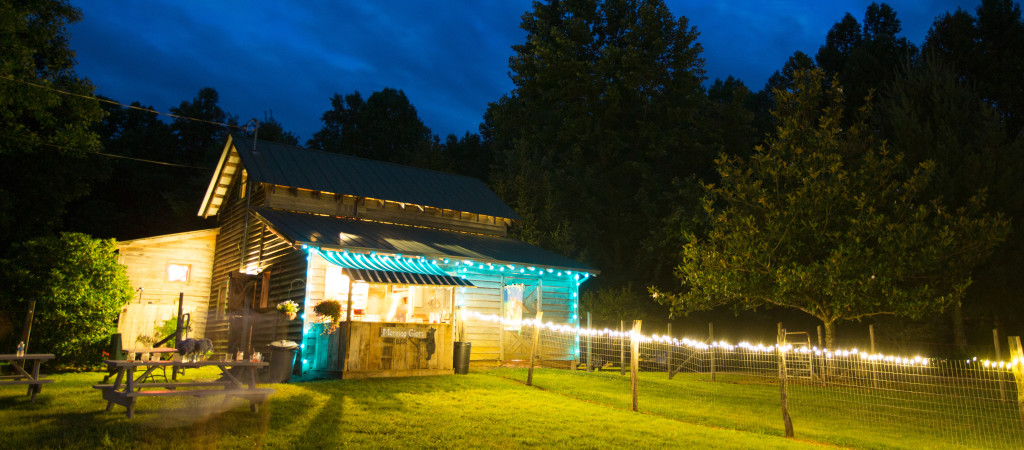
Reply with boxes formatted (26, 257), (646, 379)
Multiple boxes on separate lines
(93, 359), (274, 418)
(0, 353), (55, 402)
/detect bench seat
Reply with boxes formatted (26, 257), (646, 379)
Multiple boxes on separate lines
(0, 379), (54, 386)
(125, 388), (275, 398)
(92, 381), (230, 390)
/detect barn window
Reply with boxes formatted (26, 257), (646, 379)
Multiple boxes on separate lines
(167, 264), (191, 282)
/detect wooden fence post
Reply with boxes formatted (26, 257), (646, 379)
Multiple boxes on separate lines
(631, 320), (641, 412)
(666, 323), (673, 379)
(778, 322), (795, 438)
(709, 322), (716, 382)
(1007, 336), (1024, 431)
(869, 324), (878, 389)
(995, 329), (1006, 402)
(586, 312), (592, 372)
(620, 320), (626, 376)
(527, 312), (543, 387)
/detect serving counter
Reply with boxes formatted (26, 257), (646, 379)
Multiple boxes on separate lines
(305, 321), (453, 378)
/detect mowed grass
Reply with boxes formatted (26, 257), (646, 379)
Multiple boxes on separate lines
(488, 367), (1024, 449)
(0, 366), (822, 449)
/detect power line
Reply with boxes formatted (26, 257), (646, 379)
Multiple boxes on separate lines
(0, 132), (213, 171)
(0, 74), (241, 129)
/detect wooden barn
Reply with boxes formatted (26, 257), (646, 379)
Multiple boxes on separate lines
(120, 134), (596, 378)
(114, 229), (218, 349)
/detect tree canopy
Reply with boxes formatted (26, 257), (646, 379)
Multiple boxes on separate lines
(0, 0), (105, 250)
(485, 0), (711, 310)
(653, 69), (1009, 347)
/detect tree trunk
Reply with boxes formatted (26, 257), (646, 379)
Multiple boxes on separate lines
(952, 302), (967, 353)
(823, 320), (836, 349)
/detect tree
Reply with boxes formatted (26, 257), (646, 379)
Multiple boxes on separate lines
(486, 0), (709, 300)
(815, 3), (918, 118)
(0, 0), (106, 249)
(653, 69), (1009, 348)
(925, 0), (1024, 136)
(880, 56), (1024, 347)
(307, 88), (438, 168)
(255, 111), (299, 146)
(0, 233), (133, 365)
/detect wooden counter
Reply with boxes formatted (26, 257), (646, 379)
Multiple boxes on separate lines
(305, 322), (452, 378)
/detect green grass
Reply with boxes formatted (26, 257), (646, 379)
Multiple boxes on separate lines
(0, 367), (821, 449)
(489, 367), (1024, 449)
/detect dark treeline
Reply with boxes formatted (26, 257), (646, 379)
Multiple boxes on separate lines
(4, 0), (1024, 353)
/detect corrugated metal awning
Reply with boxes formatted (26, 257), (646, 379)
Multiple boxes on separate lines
(316, 249), (474, 287)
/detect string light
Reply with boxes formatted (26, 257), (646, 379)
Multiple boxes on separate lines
(458, 311), (1000, 368)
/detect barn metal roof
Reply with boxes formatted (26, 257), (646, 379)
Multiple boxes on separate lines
(253, 207), (596, 273)
(230, 135), (520, 220)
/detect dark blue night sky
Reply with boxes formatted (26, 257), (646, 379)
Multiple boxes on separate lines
(69, 0), (978, 142)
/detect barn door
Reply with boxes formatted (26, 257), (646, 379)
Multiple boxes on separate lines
(501, 278), (542, 361)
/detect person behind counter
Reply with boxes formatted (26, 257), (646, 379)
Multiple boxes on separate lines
(388, 296), (409, 322)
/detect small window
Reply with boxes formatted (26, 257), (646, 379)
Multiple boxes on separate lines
(167, 264), (191, 282)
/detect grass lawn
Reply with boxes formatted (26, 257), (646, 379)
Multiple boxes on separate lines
(0, 366), (822, 449)
(489, 367), (1024, 449)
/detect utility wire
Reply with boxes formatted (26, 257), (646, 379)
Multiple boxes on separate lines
(0, 74), (241, 129)
(0, 133), (214, 171)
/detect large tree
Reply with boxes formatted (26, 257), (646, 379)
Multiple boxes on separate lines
(654, 69), (1009, 348)
(306, 88), (440, 169)
(486, 0), (709, 306)
(0, 0), (106, 249)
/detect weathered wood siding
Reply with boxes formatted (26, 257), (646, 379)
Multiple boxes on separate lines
(448, 266), (581, 361)
(264, 184), (508, 236)
(207, 180), (308, 356)
(116, 229), (218, 349)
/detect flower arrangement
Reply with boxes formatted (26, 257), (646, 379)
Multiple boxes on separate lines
(277, 300), (300, 320)
(313, 299), (343, 334)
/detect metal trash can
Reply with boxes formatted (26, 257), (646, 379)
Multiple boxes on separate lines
(453, 341), (471, 374)
(267, 340), (299, 383)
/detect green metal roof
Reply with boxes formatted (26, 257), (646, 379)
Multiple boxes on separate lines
(232, 135), (520, 220)
(253, 207), (596, 273)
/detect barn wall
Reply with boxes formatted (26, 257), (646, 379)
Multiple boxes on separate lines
(116, 229), (218, 349)
(444, 263), (587, 361)
(207, 180), (308, 357)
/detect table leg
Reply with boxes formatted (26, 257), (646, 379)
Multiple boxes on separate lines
(127, 397), (135, 419)
(107, 368), (125, 411)
(29, 360), (41, 401)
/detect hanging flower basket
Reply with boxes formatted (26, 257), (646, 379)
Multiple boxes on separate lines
(277, 300), (300, 320)
(313, 300), (343, 334)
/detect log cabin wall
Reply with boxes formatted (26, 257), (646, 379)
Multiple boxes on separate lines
(264, 184), (508, 237)
(116, 229), (218, 349)
(207, 177), (308, 355)
(447, 264), (580, 361)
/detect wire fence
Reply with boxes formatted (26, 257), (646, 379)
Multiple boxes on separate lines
(472, 312), (1024, 449)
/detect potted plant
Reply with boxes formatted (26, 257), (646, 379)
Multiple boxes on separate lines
(277, 300), (300, 320)
(313, 299), (343, 334)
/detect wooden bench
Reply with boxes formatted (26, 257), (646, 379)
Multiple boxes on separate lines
(0, 354), (55, 401)
(97, 359), (273, 418)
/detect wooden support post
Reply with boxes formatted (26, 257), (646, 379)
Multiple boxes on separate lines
(778, 323), (794, 438)
(869, 324), (878, 389)
(1006, 336), (1024, 430)
(995, 329), (1007, 402)
(631, 320), (641, 412)
(620, 320), (626, 376)
(527, 312), (543, 387)
(666, 323), (673, 379)
(20, 300), (35, 352)
(709, 322), (716, 382)
(586, 312), (592, 372)
(499, 277), (505, 362)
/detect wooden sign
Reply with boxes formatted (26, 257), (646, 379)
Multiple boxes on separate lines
(380, 327), (428, 339)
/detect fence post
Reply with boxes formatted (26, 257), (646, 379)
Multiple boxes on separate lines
(710, 322), (716, 382)
(869, 324), (878, 389)
(995, 329), (1007, 402)
(527, 312), (543, 387)
(778, 322), (795, 438)
(620, 320), (626, 376)
(631, 320), (641, 412)
(667, 323), (673, 379)
(1007, 336), (1024, 430)
(586, 312), (592, 372)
